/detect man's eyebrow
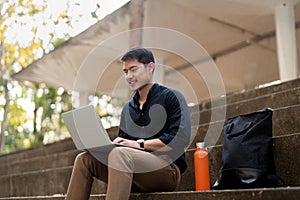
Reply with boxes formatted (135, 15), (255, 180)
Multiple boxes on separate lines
(123, 66), (138, 71)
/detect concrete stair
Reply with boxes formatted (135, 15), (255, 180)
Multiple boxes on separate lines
(0, 78), (299, 199)
(1, 187), (300, 200)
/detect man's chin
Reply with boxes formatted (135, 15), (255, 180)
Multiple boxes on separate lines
(129, 84), (142, 91)
(128, 83), (149, 91)
(128, 84), (137, 91)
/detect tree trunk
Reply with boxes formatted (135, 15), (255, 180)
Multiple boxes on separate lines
(0, 43), (9, 153)
(0, 77), (9, 153)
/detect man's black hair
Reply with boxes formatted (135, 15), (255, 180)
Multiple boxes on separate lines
(121, 47), (155, 64)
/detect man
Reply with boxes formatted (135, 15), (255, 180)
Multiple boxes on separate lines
(66, 47), (191, 200)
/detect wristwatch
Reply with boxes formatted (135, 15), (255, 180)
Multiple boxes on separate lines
(137, 139), (145, 149)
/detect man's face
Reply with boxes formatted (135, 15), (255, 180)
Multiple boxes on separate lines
(122, 59), (153, 91)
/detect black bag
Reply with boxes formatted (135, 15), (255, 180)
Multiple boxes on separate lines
(213, 108), (282, 189)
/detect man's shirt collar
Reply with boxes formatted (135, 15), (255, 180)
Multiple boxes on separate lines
(132, 83), (159, 105)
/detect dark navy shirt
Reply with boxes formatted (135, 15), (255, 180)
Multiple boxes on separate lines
(119, 83), (191, 173)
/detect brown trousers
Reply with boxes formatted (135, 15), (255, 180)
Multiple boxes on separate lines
(65, 147), (181, 200)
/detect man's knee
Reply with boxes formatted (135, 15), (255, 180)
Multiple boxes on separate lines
(74, 152), (94, 169)
(108, 147), (131, 163)
(108, 147), (134, 172)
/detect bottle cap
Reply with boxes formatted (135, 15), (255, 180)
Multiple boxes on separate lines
(196, 142), (205, 148)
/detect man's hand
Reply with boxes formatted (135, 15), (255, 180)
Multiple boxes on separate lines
(113, 137), (172, 152)
(113, 137), (140, 148)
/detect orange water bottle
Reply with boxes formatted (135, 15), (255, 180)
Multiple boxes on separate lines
(194, 142), (210, 190)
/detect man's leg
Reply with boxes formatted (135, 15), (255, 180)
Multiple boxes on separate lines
(65, 151), (108, 200)
(132, 163), (181, 192)
(105, 147), (181, 200)
(105, 147), (134, 200)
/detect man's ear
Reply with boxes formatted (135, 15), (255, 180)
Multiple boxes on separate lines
(148, 62), (155, 74)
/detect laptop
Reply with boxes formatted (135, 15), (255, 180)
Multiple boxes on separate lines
(61, 104), (144, 151)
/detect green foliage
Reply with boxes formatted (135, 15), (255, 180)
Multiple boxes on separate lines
(52, 38), (67, 48)
(0, 0), (112, 154)
(2, 101), (31, 153)
(91, 3), (101, 19)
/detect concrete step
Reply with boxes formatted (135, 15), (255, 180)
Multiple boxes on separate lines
(0, 101), (300, 175)
(1, 102), (298, 177)
(0, 127), (119, 167)
(87, 186), (300, 200)
(1, 187), (300, 200)
(189, 105), (300, 148)
(1, 79), (298, 166)
(224, 78), (300, 106)
(194, 78), (300, 111)
(1, 132), (299, 197)
(1, 79), (299, 164)
(0, 78), (299, 198)
(0, 139), (76, 167)
(0, 165), (107, 197)
(0, 149), (80, 176)
(0, 166), (73, 197)
(191, 86), (300, 126)
(181, 133), (300, 191)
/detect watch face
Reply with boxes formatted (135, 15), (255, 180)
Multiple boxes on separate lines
(137, 139), (145, 143)
(137, 139), (145, 148)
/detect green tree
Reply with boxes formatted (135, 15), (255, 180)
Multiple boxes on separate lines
(0, 0), (101, 153)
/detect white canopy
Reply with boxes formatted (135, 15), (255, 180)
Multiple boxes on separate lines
(12, 0), (300, 104)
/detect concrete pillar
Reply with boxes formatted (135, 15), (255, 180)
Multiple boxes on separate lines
(275, 3), (299, 81)
(129, 0), (144, 47)
(153, 60), (165, 84)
